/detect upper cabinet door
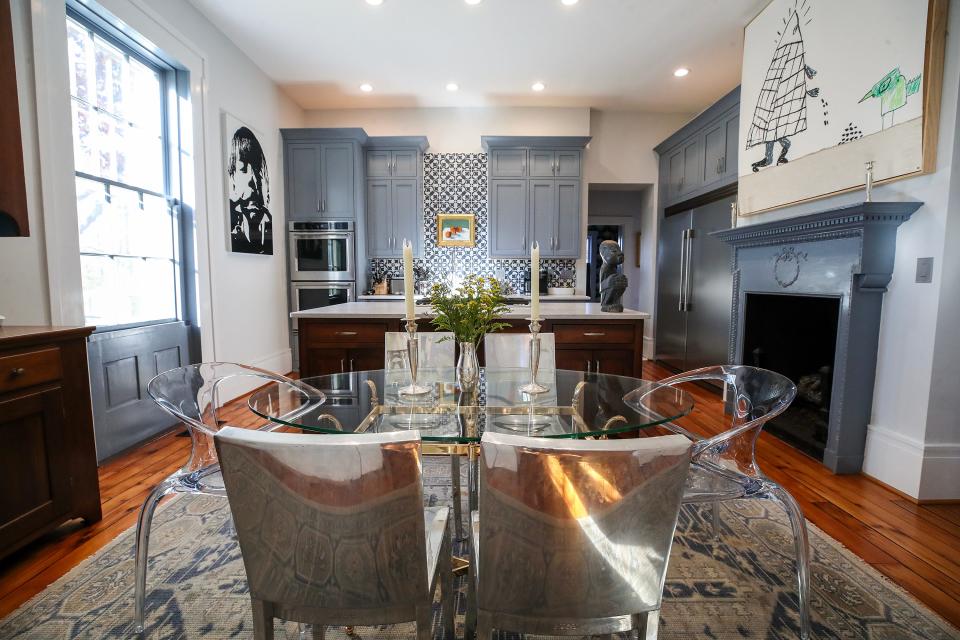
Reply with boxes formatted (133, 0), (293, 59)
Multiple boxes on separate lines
(490, 149), (527, 177)
(390, 150), (419, 178)
(666, 148), (684, 204)
(391, 179), (420, 257)
(365, 179), (393, 257)
(529, 179), (556, 251)
(287, 143), (321, 217)
(319, 142), (355, 218)
(528, 150), (556, 177)
(365, 150), (391, 178)
(680, 138), (702, 197)
(555, 151), (581, 177)
(553, 180), (580, 257)
(489, 179), (528, 257)
(723, 111), (739, 180)
(702, 121), (726, 189)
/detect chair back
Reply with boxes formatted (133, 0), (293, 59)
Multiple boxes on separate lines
(477, 431), (691, 621)
(147, 362), (322, 474)
(484, 333), (556, 370)
(214, 428), (430, 623)
(384, 331), (455, 371)
(624, 365), (796, 478)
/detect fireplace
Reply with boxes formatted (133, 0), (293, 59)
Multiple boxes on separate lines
(714, 201), (922, 473)
(743, 293), (840, 460)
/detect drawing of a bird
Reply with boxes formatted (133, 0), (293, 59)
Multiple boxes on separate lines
(860, 67), (922, 128)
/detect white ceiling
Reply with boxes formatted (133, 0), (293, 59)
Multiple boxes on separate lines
(187, 0), (765, 113)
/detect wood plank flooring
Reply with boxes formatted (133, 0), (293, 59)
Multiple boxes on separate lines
(0, 363), (957, 630)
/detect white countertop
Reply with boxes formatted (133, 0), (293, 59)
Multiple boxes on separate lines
(357, 294), (591, 302)
(292, 301), (649, 320)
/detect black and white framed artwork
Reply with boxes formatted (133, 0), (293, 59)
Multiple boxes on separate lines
(224, 112), (273, 254)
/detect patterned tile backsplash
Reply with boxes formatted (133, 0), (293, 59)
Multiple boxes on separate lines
(367, 153), (576, 295)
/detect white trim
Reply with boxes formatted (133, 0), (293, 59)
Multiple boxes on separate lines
(863, 423), (960, 500)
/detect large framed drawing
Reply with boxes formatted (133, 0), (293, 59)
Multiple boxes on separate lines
(223, 112), (273, 254)
(737, 0), (947, 216)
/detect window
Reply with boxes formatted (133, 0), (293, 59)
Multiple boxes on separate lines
(66, 14), (181, 328)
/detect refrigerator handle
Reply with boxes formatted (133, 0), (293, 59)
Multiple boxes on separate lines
(678, 228), (688, 312)
(683, 228), (695, 311)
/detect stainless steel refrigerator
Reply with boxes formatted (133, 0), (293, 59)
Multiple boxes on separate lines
(656, 195), (735, 372)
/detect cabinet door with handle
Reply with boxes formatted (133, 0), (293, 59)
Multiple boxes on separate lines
(666, 148), (684, 204)
(390, 150), (419, 178)
(489, 179), (528, 257)
(490, 149), (527, 177)
(365, 179), (393, 257)
(391, 179), (420, 257)
(555, 348), (593, 374)
(555, 150), (581, 177)
(680, 138), (702, 197)
(286, 143), (322, 218)
(529, 179), (556, 254)
(593, 350), (632, 376)
(319, 142), (355, 218)
(553, 179), (580, 257)
(654, 211), (690, 371)
(702, 121), (726, 189)
(365, 150), (392, 178)
(347, 347), (384, 372)
(528, 150), (556, 177)
(723, 111), (739, 180)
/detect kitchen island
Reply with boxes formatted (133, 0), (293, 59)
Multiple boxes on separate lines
(292, 302), (649, 377)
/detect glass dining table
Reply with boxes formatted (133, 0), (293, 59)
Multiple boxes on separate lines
(248, 367), (694, 539)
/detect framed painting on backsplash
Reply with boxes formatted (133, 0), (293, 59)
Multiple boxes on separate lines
(437, 213), (476, 247)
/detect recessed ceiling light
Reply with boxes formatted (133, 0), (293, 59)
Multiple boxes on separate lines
(674, 67), (690, 77)
(531, 81), (545, 92)
(446, 82), (460, 92)
(365, 0), (383, 5)
(561, 0), (579, 5)
(359, 83), (373, 92)
(464, 0), (482, 4)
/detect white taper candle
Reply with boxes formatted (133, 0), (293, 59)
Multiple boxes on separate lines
(530, 241), (540, 320)
(402, 239), (415, 322)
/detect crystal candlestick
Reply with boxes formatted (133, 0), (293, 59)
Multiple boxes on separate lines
(519, 318), (549, 395)
(399, 318), (431, 396)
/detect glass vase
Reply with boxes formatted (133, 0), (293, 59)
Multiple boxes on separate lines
(457, 341), (480, 393)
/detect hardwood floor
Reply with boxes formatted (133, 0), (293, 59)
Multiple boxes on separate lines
(0, 363), (958, 630)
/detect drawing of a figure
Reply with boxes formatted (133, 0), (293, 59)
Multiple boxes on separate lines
(746, 4), (820, 172)
(859, 68), (922, 129)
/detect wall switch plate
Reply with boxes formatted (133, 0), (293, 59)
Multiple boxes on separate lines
(916, 257), (934, 283)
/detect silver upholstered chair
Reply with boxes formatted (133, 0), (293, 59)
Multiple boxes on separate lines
(483, 332), (556, 370)
(138, 363), (323, 634)
(471, 431), (691, 639)
(214, 428), (454, 640)
(623, 365), (810, 639)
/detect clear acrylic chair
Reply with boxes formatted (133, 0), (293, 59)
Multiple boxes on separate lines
(471, 431), (691, 639)
(623, 365), (811, 639)
(384, 331), (454, 374)
(483, 332), (556, 370)
(214, 428), (454, 640)
(137, 362), (324, 634)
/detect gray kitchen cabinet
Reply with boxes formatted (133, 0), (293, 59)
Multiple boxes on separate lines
(282, 129), (367, 222)
(490, 149), (527, 177)
(365, 150), (392, 178)
(319, 143), (355, 217)
(365, 149), (419, 178)
(391, 150), (419, 177)
(287, 143), (321, 217)
(655, 87), (740, 209)
(553, 180), (580, 257)
(555, 151), (581, 177)
(391, 179), (420, 253)
(366, 180), (393, 256)
(529, 150), (556, 177)
(529, 180), (555, 249)
(489, 179), (529, 257)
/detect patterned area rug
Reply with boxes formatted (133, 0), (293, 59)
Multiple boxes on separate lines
(0, 457), (956, 640)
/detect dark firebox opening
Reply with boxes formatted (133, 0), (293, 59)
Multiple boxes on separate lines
(743, 293), (841, 461)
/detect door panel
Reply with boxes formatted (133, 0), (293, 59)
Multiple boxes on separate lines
(392, 179), (420, 256)
(594, 350), (632, 377)
(667, 149), (683, 204)
(528, 150), (555, 177)
(287, 144), (320, 217)
(685, 196), (734, 371)
(555, 151), (581, 177)
(347, 347), (384, 373)
(702, 122), (725, 188)
(320, 143), (355, 218)
(87, 321), (187, 461)
(391, 150), (419, 177)
(489, 179), (528, 257)
(724, 112), (739, 179)
(554, 180), (580, 257)
(365, 180), (393, 257)
(529, 179), (555, 253)
(555, 349), (592, 374)
(681, 138), (702, 197)
(655, 211), (690, 370)
(365, 150), (391, 178)
(490, 150), (526, 177)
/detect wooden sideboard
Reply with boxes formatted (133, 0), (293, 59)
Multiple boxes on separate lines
(298, 317), (644, 378)
(0, 326), (101, 560)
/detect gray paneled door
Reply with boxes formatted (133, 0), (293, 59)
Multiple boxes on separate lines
(656, 211), (690, 370)
(87, 322), (189, 461)
(489, 179), (528, 257)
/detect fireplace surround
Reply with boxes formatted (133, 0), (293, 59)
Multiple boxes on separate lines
(714, 201), (922, 473)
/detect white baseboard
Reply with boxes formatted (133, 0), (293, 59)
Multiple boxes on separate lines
(863, 423), (960, 500)
(642, 336), (655, 360)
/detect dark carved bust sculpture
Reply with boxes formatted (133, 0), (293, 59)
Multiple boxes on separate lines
(599, 240), (627, 312)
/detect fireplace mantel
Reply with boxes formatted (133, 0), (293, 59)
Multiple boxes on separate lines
(714, 201), (922, 473)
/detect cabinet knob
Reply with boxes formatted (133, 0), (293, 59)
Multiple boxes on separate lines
(10, 367), (25, 377)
